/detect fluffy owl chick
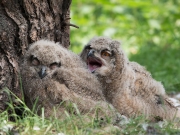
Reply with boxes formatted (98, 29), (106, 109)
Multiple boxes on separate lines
(21, 39), (115, 118)
(80, 36), (180, 120)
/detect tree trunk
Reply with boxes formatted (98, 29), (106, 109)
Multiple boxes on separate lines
(0, 0), (72, 112)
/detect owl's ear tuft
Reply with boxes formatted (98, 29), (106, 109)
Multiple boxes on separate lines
(110, 40), (121, 49)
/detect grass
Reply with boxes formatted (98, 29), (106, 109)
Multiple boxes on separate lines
(1, 1), (180, 133)
(0, 88), (180, 135)
(0, 88), (118, 135)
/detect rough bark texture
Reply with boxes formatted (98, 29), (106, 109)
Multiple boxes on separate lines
(0, 0), (72, 112)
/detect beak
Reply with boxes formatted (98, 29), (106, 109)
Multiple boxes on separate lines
(87, 49), (95, 58)
(38, 66), (47, 79)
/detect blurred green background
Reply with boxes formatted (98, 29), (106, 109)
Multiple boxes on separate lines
(70, 0), (180, 92)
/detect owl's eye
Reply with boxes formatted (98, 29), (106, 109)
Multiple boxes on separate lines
(31, 57), (40, 66)
(50, 62), (61, 70)
(101, 50), (111, 57)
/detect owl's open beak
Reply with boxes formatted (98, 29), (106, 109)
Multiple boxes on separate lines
(38, 66), (47, 79)
(87, 50), (102, 73)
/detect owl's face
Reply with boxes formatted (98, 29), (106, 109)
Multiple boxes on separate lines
(24, 40), (64, 79)
(81, 37), (121, 76)
(27, 54), (61, 79)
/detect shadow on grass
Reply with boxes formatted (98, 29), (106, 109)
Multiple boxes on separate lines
(129, 43), (180, 93)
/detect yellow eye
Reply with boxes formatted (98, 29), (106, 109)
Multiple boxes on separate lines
(101, 51), (111, 57)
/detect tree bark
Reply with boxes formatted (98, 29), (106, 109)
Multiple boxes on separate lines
(0, 0), (72, 111)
